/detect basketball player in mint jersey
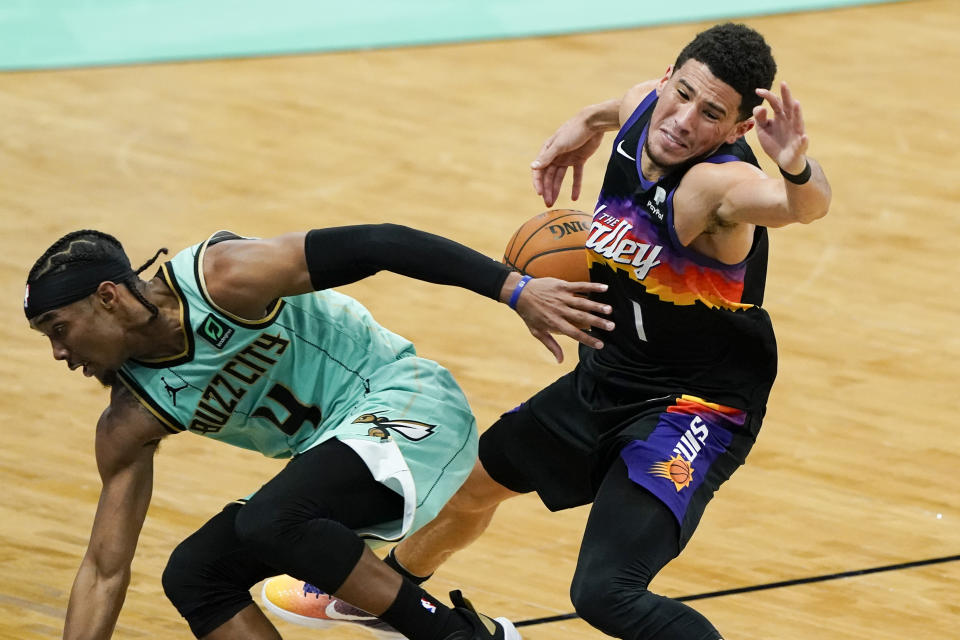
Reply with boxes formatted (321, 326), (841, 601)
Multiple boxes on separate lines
(24, 224), (612, 640)
(286, 24), (831, 640)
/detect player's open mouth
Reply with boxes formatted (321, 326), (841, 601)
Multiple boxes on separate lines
(660, 129), (686, 149)
(69, 361), (92, 376)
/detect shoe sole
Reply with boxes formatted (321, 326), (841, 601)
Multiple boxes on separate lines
(261, 581), (337, 630)
(260, 582), (407, 639)
(495, 617), (522, 640)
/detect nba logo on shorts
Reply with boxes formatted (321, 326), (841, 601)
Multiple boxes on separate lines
(420, 597), (437, 613)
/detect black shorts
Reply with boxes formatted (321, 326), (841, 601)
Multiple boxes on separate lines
(479, 366), (764, 546)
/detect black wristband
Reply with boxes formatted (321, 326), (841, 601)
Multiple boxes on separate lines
(779, 160), (812, 185)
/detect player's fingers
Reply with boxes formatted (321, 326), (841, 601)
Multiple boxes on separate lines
(532, 330), (564, 363)
(555, 322), (604, 351)
(569, 309), (615, 332)
(792, 99), (805, 133)
(571, 164), (584, 201)
(563, 281), (607, 295)
(760, 87), (784, 117)
(532, 165), (548, 196)
(532, 135), (558, 170)
(565, 294), (613, 315)
(780, 81), (794, 110)
(548, 166), (567, 207)
(563, 298), (615, 324)
(540, 165), (558, 205)
(753, 105), (769, 127)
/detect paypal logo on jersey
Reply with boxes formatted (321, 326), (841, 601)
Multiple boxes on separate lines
(646, 186), (667, 220)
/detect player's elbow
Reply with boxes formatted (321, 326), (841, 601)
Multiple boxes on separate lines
(794, 178), (832, 224)
(787, 187), (831, 225)
(795, 204), (829, 224)
(85, 548), (133, 587)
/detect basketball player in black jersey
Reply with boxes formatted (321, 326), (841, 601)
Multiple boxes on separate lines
(268, 23), (831, 639)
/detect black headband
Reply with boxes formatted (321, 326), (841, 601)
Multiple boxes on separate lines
(24, 258), (136, 320)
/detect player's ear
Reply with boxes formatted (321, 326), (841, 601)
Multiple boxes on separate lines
(95, 281), (122, 311)
(726, 117), (754, 144)
(655, 66), (674, 94)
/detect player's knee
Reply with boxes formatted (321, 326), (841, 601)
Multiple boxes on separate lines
(570, 571), (653, 637)
(233, 499), (291, 556)
(446, 462), (517, 513)
(163, 539), (255, 637)
(446, 483), (493, 514)
(234, 501), (366, 591)
(570, 576), (615, 631)
(572, 575), (716, 640)
(162, 538), (205, 611)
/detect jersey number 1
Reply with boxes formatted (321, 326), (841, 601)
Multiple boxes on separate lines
(633, 301), (648, 342)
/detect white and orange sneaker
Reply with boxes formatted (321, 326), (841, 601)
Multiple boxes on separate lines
(261, 575), (405, 639)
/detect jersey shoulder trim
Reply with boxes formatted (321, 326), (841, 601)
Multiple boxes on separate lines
(116, 369), (186, 434)
(702, 137), (760, 168)
(130, 261), (196, 368)
(614, 89), (658, 147)
(193, 231), (286, 330)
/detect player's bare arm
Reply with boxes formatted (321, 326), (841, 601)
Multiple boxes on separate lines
(717, 81), (830, 228)
(673, 81), (831, 262)
(201, 227), (613, 362)
(531, 79), (658, 207)
(63, 386), (165, 640)
(201, 232), (313, 318)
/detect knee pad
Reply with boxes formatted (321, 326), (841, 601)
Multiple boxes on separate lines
(234, 501), (365, 593)
(162, 505), (261, 638)
(232, 498), (288, 555)
(161, 539), (197, 612)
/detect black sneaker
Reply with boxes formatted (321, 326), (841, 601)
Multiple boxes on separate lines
(445, 590), (521, 640)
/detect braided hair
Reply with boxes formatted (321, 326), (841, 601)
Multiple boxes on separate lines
(27, 230), (168, 318)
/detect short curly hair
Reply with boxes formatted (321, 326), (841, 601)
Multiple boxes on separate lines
(674, 23), (777, 121)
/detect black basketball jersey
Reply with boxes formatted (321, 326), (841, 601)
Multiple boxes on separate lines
(579, 91), (777, 411)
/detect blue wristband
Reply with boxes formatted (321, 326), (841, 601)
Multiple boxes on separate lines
(508, 275), (533, 309)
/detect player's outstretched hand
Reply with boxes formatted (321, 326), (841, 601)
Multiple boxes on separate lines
(531, 118), (605, 208)
(754, 81), (809, 174)
(513, 278), (614, 363)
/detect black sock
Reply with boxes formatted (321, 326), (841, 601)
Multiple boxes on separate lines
(378, 579), (466, 640)
(385, 547), (433, 585)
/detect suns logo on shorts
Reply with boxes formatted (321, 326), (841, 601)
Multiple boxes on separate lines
(649, 454), (694, 492)
(352, 413), (436, 441)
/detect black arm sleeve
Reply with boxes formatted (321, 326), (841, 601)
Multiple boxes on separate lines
(304, 224), (513, 301)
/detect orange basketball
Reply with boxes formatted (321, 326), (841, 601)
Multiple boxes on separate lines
(503, 209), (592, 282)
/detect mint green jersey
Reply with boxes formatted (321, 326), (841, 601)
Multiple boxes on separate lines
(119, 232), (430, 458)
(119, 232), (478, 541)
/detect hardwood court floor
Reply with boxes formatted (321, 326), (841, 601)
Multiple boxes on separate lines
(1, 1), (958, 638)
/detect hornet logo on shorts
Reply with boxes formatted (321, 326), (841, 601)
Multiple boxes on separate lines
(352, 413), (436, 441)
